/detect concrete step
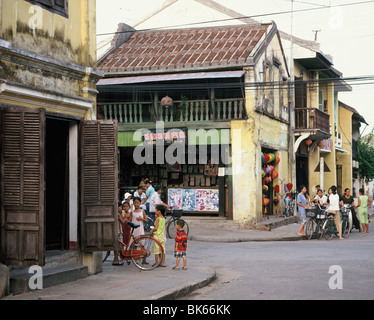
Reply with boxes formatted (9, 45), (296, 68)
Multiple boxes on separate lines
(183, 216), (240, 230)
(10, 264), (88, 294)
(9, 250), (88, 294)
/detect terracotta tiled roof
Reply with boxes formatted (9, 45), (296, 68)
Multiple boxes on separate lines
(99, 23), (271, 75)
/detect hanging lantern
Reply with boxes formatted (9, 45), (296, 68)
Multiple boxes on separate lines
(273, 197), (279, 205)
(265, 176), (272, 184)
(264, 154), (270, 163)
(268, 153), (276, 162)
(271, 170), (279, 180)
(261, 152), (265, 164)
(263, 185), (268, 192)
(305, 138), (313, 151)
(286, 183), (293, 192)
(161, 95), (173, 107)
(161, 96), (173, 118)
(275, 184), (280, 193)
(317, 141), (323, 148)
(275, 156), (280, 164)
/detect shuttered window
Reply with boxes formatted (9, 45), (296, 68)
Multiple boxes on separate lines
(26, 0), (68, 17)
(79, 120), (118, 252)
(0, 106), (45, 266)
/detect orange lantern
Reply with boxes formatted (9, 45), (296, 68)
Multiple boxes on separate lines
(305, 138), (312, 151)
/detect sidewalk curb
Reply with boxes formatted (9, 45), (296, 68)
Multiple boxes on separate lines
(188, 235), (304, 242)
(152, 270), (217, 300)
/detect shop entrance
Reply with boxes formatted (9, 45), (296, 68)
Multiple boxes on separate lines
(296, 155), (309, 191)
(45, 118), (70, 250)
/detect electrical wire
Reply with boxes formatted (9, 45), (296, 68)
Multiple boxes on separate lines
(96, 0), (374, 37)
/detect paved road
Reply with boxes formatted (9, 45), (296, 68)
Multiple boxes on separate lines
(182, 226), (374, 300)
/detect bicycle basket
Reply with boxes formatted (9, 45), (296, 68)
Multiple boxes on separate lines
(173, 210), (183, 218)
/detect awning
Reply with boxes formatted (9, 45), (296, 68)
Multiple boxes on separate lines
(97, 71), (245, 86)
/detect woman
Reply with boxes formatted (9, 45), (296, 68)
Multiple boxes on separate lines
(357, 188), (372, 233)
(328, 185), (344, 240)
(340, 188), (361, 231)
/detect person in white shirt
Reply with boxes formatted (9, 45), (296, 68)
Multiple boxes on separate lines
(150, 186), (169, 216)
(328, 185), (344, 240)
(313, 189), (328, 207)
(134, 186), (147, 210)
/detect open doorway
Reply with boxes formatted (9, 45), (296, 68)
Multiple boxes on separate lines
(45, 118), (70, 250)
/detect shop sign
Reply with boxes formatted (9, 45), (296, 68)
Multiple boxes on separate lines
(142, 128), (187, 146)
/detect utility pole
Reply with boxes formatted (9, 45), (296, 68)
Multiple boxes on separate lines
(312, 29), (321, 41)
(289, 0), (296, 191)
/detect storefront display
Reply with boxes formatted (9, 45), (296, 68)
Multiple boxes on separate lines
(168, 188), (219, 212)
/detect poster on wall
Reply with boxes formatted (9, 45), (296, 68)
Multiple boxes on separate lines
(196, 189), (219, 211)
(182, 189), (196, 211)
(168, 188), (219, 212)
(168, 189), (182, 209)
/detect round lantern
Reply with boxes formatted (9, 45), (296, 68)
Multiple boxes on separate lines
(271, 170), (279, 180)
(261, 169), (265, 177)
(275, 184), (280, 193)
(268, 153), (276, 162)
(161, 95), (173, 107)
(263, 198), (270, 206)
(263, 185), (268, 192)
(261, 152), (265, 164)
(161, 96), (173, 117)
(275, 156), (280, 164)
(264, 154), (270, 163)
(317, 141), (323, 148)
(286, 183), (293, 192)
(305, 138), (312, 151)
(273, 197), (279, 205)
(265, 176), (272, 184)
(265, 166), (271, 174)
(268, 165), (274, 172)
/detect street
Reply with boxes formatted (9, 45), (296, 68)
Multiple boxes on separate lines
(183, 226), (374, 300)
(3, 220), (373, 301)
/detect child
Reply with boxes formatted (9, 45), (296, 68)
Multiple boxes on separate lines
(173, 220), (187, 270)
(131, 196), (147, 241)
(112, 201), (132, 265)
(150, 204), (166, 267)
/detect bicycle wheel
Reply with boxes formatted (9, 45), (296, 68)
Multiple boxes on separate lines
(316, 221), (324, 240)
(324, 219), (334, 240)
(167, 218), (189, 239)
(130, 235), (164, 271)
(305, 220), (314, 240)
(342, 219), (350, 238)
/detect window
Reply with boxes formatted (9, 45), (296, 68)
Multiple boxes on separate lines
(318, 89), (324, 111)
(26, 0), (68, 17)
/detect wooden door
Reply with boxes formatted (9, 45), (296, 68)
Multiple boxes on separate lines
(79, 120), (118, 252)
(0, 105), (45, 266)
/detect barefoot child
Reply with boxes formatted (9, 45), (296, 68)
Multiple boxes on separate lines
(150, 204), (166, 267)
(173, 220), (187, 270)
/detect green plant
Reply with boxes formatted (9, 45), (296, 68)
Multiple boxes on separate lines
(357, 128), (374, 179)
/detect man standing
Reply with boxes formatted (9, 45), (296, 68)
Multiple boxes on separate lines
(144, 180), (155, 230)
(296, 185), (310, 236)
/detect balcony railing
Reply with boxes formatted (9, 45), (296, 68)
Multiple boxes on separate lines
(295, 108), (330, 134)
(98, 98), (245, 124)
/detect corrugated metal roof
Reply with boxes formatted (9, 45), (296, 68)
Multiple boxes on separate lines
(97, 70), (245, 86)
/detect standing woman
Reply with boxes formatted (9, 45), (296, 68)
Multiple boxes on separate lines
(329, 186), (344, 240)
(341, 188), (361, 232)
(357, 188), (372, 233)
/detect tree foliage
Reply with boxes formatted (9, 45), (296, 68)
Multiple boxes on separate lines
(357, 128), (374, 180)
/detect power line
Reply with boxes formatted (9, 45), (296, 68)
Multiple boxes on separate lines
(96, 0), (374, 37)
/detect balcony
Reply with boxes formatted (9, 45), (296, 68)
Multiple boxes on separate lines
(98, 98), (245, 126)
(295, 108), (330, 135)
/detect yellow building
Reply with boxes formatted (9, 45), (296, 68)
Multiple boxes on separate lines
(281, 34), (352, 196)
(98, 21), (291, 225)
(0, 0), (117, 294)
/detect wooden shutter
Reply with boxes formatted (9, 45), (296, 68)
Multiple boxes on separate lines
(80, 120), (118, 252)
(0, 106), (45, 266)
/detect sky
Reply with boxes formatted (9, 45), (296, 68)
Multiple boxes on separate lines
(96, 0), (374, 135)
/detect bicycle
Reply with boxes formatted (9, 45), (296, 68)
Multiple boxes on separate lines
(165, 207), (189, 239)
(304, 204), (327, 240)
(103, 221), (164, 271)
(322, 207), (350, 240)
